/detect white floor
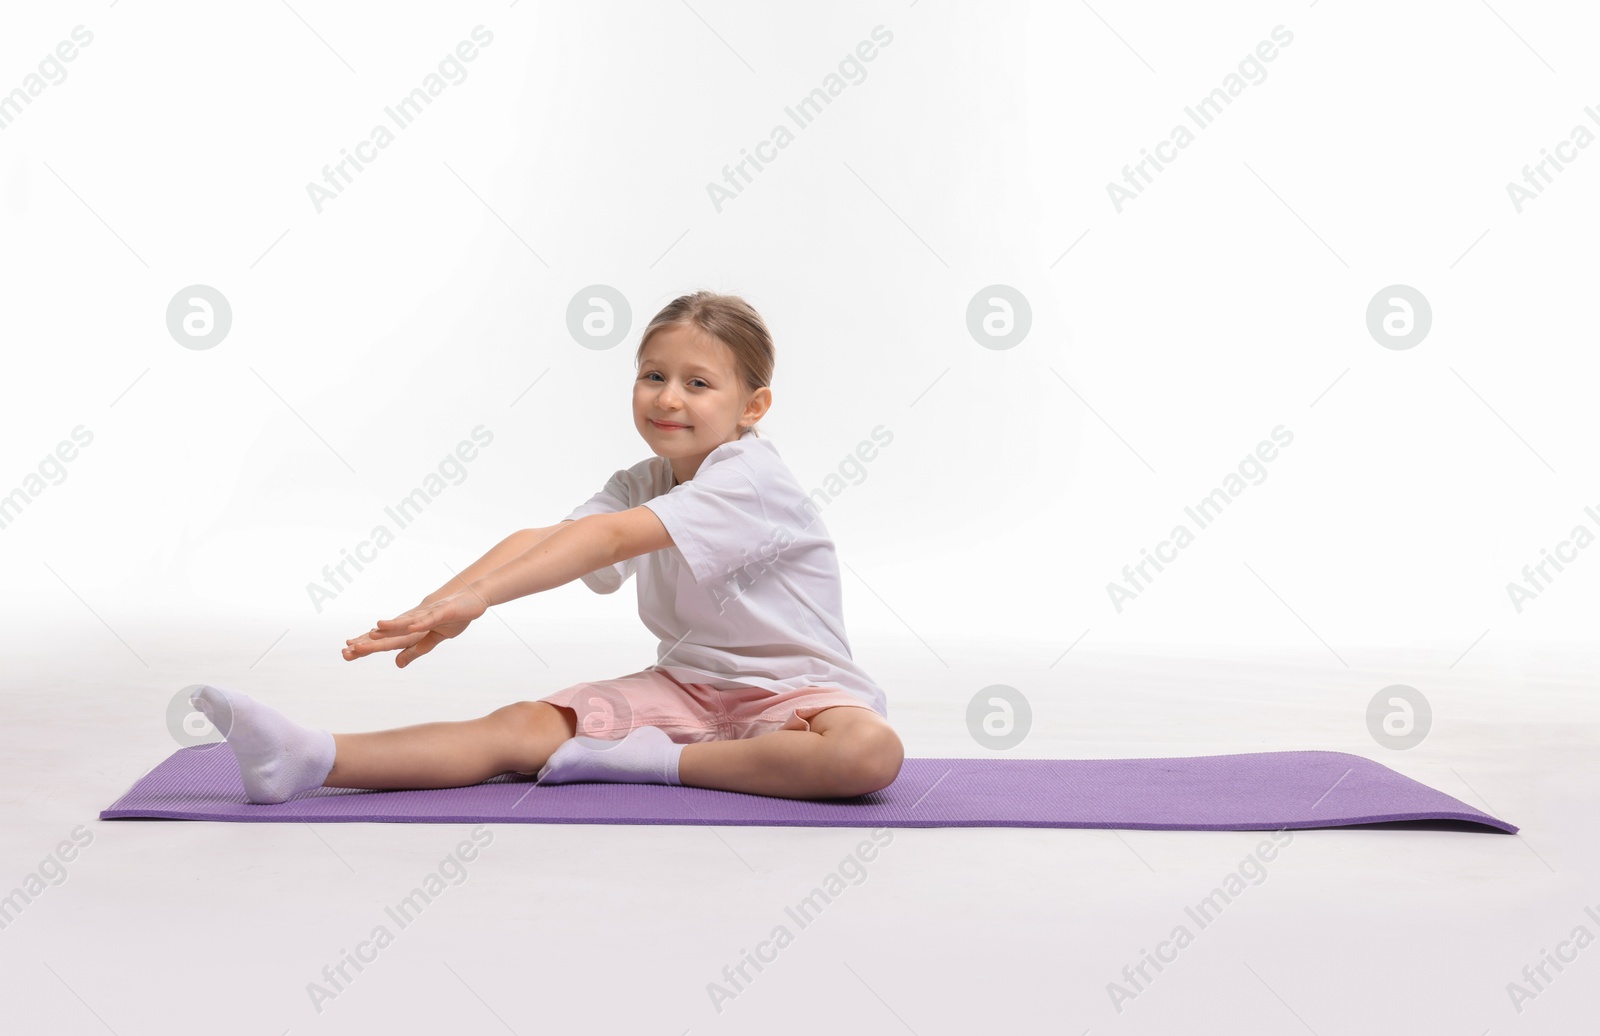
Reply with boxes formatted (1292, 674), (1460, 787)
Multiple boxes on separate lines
(4, 626), (1596, 1035)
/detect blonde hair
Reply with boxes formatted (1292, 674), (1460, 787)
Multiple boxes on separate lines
(636, 291), (774, 438)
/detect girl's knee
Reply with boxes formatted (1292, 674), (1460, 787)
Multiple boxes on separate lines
(859, 725), (905, 791)
(496, 701), (577, 775)
(497, 701), (576, 742)
(825, 724), (904, 796)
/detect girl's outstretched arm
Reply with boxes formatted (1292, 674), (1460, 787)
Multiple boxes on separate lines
(470, 514), (650, 606)
(417, 525), (561, 605)
(346, 514), (661, 664)
(344, 525), (561, 663)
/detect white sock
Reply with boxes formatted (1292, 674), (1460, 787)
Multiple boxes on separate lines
(535, 725), (683, 786)
(190, 684), (337, 804)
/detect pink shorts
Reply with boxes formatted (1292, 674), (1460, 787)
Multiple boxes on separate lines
(532, 667), (879, 746)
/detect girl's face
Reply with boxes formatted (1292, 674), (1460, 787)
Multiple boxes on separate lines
(634, 322), (769, 482)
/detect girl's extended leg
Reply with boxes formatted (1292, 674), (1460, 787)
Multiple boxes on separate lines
(191, 683), (577, 803)
(326, 701), (577, 790)
(675, 706), (904, 800)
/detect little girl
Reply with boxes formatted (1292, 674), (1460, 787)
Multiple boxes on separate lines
(189, 291), (903, 804)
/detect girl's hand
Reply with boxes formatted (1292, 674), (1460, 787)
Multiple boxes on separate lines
(342, 627), (426, 662)
(344, 591), (488, 668)
(342, 594), (450, 661)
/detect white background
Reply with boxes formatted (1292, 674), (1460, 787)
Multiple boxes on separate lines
(2, 0), (1594, 659)
(1, 2), (1596, 1034)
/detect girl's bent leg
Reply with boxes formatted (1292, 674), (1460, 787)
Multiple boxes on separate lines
(676, 706), (904, 800)
(325, 701), (577, 791)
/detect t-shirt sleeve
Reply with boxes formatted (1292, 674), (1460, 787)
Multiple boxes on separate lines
(642, 460), (777, 585)
(563, 469), (637, 595)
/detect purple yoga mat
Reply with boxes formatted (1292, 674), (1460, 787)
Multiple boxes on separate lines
(99, 746), (1516, 832)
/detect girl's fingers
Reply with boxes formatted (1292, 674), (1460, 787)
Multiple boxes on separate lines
(355, 629), (426, 653)
(396, 632), (440, 667)
(375, 609), (434, 634)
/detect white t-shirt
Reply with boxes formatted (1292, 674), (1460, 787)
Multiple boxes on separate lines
(561, 428), (887, 716)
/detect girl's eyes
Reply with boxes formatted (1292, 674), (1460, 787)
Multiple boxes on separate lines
(643, 372), (708, 388)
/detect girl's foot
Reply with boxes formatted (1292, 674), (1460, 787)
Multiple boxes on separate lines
(535, 725), (683, 786)
(190, 685), (337, 804)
